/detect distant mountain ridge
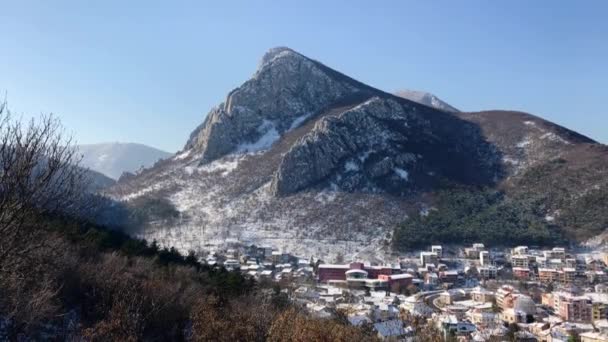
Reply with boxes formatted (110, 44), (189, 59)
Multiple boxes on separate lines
(394, 89), (459, 113)
(78, 142), (171, 179)
(107, 47), (608, 259)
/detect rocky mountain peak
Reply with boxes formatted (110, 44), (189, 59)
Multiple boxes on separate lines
(257, 46), (298, 69)
(184, 47), (377, 163)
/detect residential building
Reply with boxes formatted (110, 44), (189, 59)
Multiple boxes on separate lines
(513, 267), (531, 280)
(478, 266), (497, 280)
(420, 252), (438, 267)
(581, 331), (608, 342)
(541, 292), (555, 308)
(465, 243), (485, 259)
(587, 271), (608, 284)
(439, 270), (459, 284)
(365, 265), (393, 279)
(512, 246), (529, 256)
(593, 303), (608, 321)
(500, 308), (527, 324)
(439, 315), (477, 340)
(496, 285), (517, 309)
(544, 247), (566, 260)
(538, 268), (559, 283)
(378, 273), (413, 293)
(480, 251), (490, 266)
(317, 264), (351, 282)
(555, 292), (593, 322)
(560, 268), (577, 284)
(512, 255), (530, 268)
(566, 258), (577, 268)
(431, 245), (443, 258)
(374, 320), (408, 340)
(317, 262), (394, 283)
(425, 272), (439, 286)
(535, 256), (548, 268)
(500, 296), (536, 324)
(471, 287), (495, 303)
(468, 309), (497, 327)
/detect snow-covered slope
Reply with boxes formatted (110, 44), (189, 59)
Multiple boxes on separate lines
(106, 47), (606, 259)
(77, 143), (171, 179)
(394, 89), (459, 113)
(107, 47), (501, 260)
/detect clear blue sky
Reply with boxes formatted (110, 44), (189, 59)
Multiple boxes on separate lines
(1, 1), (607, 152)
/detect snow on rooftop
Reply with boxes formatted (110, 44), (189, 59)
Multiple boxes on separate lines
(318, 264), (350, 269)
(390, 273), (413, 280)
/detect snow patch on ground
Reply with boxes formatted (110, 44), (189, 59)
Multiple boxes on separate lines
(113, 147), (408, 262)
(344, 161), (359, 172)
(289, 113), (311, 130)
(198, 156), (241, 176)
(394, 168), (409, 181)
(545, 215), (555, 222)
(315, 190), (337, 204)
(236, 120), (281, 153)
(517, 138), (532, 148)
(174, 150), (192, 160)
(122, 183), (165, 201)
(502, 156), (520, 165)
(351, 98), (377, 112)
(358, 151), (372, 163)
(540, 132), (570, 145)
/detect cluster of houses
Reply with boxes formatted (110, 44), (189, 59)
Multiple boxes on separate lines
(203, 245), (314, 281)
(506, 246), (607, 285)
(203, 242), (608, 341)
(429, 283), (608, 341)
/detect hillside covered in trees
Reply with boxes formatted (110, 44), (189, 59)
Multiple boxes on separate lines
(0, 105), (378, 341)
(392, 186), (565, 251)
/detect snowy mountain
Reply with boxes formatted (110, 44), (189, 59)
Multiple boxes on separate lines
(394, 90), (459, 113)
(77, 143), (171, 179)
(107, 47), (607, 259)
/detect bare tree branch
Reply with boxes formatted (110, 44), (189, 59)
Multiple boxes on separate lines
(0, 103), (90, 275)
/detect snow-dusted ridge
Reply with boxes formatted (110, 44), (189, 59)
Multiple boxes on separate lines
(107, 47), (606, 259)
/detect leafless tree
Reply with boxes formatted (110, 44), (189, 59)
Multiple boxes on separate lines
(0, 101), (89, 274)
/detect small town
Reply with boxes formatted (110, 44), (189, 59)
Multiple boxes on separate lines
(203, 243), (608, 341)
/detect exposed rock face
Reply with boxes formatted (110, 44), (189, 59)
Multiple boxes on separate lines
(270, 96), (501, 196)
(185, 47), (375, 163)
(185, 48), (500, 196)
(271, 98), (416, 195)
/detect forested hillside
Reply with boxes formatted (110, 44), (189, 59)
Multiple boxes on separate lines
(0, 105), (377, 341)
(392, 186), (564, 250)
